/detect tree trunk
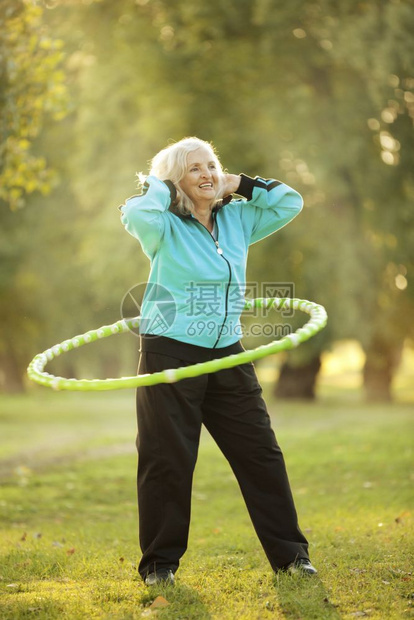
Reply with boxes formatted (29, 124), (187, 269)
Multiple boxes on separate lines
(363, 338), (403, 402)
(0, 352), (25, 393)
(274, 355), (321, 400)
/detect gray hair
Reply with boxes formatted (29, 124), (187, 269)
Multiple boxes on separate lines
(140, 137), (224, 215)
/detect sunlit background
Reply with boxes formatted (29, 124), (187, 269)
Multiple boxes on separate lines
(1, 0), (413, 402)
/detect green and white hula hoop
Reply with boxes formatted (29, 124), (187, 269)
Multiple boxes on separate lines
(27, 298), (327, 391)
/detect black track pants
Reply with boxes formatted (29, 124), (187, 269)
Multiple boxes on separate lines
(135, 338), (309, 578)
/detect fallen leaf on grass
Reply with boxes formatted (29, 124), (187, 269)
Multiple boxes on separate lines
(15, 560), (32, 568)
(141, 596), (170, 617)
(395, 511), (411, 524)
(66, 548), (76, 556)
(391, 568), (411, 576)
(150, 596), (170, 609)
(119, 557), (125, 563)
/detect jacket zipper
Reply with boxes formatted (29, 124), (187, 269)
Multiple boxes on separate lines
(194, 213), (232, 348)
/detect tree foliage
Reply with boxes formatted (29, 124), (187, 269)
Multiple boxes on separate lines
(0, 0), (68, 210)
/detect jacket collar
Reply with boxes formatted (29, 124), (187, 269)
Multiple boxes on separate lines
(168, 194), (232, 219)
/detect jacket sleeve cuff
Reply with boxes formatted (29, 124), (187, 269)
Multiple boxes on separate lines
(118, 178), (177, 211)
(236, 174), (256, 201)
(163, 180), (177, 205)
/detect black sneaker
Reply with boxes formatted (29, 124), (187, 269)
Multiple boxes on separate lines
(144, 569), (175, 586)
(283, 558), (318, 575)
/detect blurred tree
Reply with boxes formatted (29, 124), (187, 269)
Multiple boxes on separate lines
(298, 0), (414, 401)
(0, 0), (68, 209)
(238, 0), (414, 400)
(336, 0), (414, 400)
(38, 0), (188, 381)
(0, 0), (70, 391)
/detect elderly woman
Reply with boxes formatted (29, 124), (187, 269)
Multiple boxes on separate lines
(119, 137), (317, 586)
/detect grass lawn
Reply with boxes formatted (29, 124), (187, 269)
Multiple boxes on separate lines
(0, 388), (412, 619)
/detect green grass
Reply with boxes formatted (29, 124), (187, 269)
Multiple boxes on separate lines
(0, 390), (413, 619)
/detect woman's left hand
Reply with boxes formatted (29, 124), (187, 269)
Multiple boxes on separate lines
(221, 174), (241, 197)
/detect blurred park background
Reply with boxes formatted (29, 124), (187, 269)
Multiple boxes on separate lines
(1, 0), (413, 402)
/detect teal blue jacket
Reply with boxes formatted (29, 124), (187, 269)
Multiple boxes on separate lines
(119, 174), (303, 348)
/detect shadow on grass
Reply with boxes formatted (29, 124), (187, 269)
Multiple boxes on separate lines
(142, 583), (212, 619)
(273, 573), (343, 619)
(0, 582), (212, 620)
(0, 597), (70, 620)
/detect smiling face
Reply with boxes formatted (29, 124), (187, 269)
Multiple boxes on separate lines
(179, 147), (221, 209)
